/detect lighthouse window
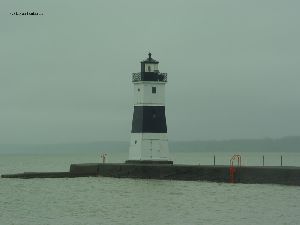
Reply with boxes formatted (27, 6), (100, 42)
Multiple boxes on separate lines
(148, 66), (151, 72)
(152, 87), (156, 93)
(138, 88), (140, 92)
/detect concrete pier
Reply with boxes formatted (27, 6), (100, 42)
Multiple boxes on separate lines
(2, 163), (300, 186)
(1, 172), (77, 179)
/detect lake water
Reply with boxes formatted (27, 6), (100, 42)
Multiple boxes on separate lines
(1, 152), (300, 225)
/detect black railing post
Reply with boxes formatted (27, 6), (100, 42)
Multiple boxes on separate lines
(281, 155), (283, 166)
(214, 155), (215, 166)
(263, 155), (265, 166)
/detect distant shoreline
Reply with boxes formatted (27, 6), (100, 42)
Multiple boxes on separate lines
(0, 136), (299, 153)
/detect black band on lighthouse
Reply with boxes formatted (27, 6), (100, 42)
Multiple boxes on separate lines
(131, 106), (167, 133)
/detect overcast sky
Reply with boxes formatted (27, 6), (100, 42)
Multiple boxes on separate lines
(1, 0), (300, 144)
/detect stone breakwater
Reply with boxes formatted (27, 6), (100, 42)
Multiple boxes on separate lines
(2, 163), (300, 186)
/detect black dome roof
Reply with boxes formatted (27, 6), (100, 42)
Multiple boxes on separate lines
(141, 53), (159, 64)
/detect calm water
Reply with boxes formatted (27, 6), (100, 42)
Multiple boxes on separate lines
(1, 152), (300, 225)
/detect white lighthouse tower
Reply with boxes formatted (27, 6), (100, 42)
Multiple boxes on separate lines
(127, 53), (173, 164)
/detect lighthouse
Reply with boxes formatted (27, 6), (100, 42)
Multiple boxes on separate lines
(127, 53), (173, 164)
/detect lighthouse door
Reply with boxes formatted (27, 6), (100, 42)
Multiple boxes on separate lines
(143, 140), (152, 159)
(151, 140), (160, 159)
(143, 140), (160, 159)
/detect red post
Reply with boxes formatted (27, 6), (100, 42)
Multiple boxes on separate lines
(229, 154), (241, 183)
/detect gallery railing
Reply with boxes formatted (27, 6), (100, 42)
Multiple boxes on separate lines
(132, 72), (167, 82)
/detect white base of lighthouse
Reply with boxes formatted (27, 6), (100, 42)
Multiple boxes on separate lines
(129, 133), (170, 161)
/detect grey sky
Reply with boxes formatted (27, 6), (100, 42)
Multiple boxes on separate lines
(1, 0), (300, 144)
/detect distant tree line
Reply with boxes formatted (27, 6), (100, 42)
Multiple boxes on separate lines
(0, 136), (299, 153)
(169, 136), (300, 152)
